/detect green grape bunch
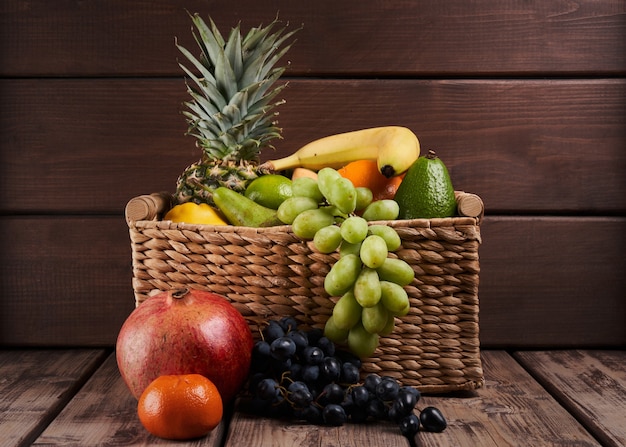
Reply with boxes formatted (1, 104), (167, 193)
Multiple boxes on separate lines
(276, 167), (415, 358)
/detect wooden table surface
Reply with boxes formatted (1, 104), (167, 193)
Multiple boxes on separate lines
(1, 349), (624, 447)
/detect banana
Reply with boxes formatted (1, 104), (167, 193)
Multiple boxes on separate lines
(259, 126), (420, 177)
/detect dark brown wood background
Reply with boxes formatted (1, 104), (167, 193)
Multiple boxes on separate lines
(1, 0), (624, 348)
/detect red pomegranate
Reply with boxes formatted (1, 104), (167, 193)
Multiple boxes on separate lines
(116, 288), (253, 403)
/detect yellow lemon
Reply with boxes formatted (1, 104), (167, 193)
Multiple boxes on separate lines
(244, 174), (293, 210)
(164, 202), (228, 225)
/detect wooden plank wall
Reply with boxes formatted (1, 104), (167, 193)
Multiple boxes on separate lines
(1, 0), (624, 347)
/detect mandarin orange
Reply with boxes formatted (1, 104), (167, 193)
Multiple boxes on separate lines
(337, 160), (403, 201)
(137, 374), (223, 440)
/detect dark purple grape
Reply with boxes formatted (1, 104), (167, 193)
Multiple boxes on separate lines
(270, 336), (297, 360)
(320, 383), (345, 405)
(316, 336), (336, 356)
(302, 364), (320, 383)
(340, 391), (354, 414)
(288, 361), (302, 380)
(395, 388), (418, 414)
(287, 380), (305, 391)
(252, 339), (271, 357)
(350, 385), (370, 407)
(321, 356), (341, 382)
(337, 350), (362, 368)
(322, 404), (347, 426)
(341, 362), (360, 384)
(375, 376), (400, 401)
(366, 398), (388, 419)
(244, 319), (444, 441)
(420, 406), (447, 432)
(290, 387), (314, 408)
(263, 320), (285, 342)
(248, 372), (267, 391)
(400, 386), (421, 403)
(287, 330), (309, 352)
(279, 316), (298, 332)
(364, 373), (382, 393)
(300, 403), (323, 424)
(399, 413), (420, 438)
(303, 346), (325, 365)
(388, 398), (412, 422)
(256, 377), (280, 400)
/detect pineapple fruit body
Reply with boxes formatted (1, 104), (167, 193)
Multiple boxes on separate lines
(174, 13), (298, 205)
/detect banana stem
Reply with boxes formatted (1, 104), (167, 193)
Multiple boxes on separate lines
(258, 153), (301, 173)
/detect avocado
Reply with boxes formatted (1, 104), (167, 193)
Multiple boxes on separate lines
(394, 150), (457, 219)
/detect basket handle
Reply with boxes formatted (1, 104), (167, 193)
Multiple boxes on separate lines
(455, 191), (484, 223)
(125, 192), (172, 223)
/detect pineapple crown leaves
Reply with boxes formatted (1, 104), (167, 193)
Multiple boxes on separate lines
(176, 13), (300, 162)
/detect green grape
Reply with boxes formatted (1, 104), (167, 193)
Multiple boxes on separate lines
(340, 216), (369, 244)
(348, 322), (380, 358)
(360, 234), (388, 269)
(332, 290), (362, 330)
(367, 224), (402, 251)
(320, 205), (346, 219)
(380, 280), (410, 315)
(361, 199), (400, 221)
(317, 167), (343, 200)
(324, 254), (362, 296)
(353, 267), (382, 307)
(339, 240), (362, 257)
(292, 208), (334, 239)
(379, 312), (396, 336)
(355, 186), (373, 211)
(277, 196), (319, 224)
(376, 258), (415, 286)
(327, 177), (357, 214)
(361, 301), (389, 334)
(291, 177), (324, 202)
(394, 301), (410, 317)
(324, 315), (349, 343)
(313, 225), (343, 253)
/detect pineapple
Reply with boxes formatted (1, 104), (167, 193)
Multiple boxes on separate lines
(174, 13), (298, 205)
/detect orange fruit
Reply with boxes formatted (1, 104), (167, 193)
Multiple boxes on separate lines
(337, 159), (404, 201)
(137, 374), (223, 440)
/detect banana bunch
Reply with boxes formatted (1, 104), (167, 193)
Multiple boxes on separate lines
(259, 126), (420, 178)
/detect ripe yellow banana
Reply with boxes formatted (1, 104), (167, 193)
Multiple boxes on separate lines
(259, 126), (420, 177)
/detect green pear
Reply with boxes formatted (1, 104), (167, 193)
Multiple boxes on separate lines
(213, 187), (283, 227)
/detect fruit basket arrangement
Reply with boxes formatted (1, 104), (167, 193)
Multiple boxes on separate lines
(124, 14), (484, 394)
(126, 190), (484, 393)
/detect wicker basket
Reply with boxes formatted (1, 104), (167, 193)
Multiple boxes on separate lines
(125, 191), (484, 393)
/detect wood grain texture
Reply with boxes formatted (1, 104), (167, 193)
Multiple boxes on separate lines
(1, 216), (624, 347)
(414, 351), (602, 446)
(21, 350), (605, 446)
(0, 216), (135, 346)
(1, 78), (624, 214)
(0, 0), (624, 350)
(514, 350), (626, 447)
(32, 353), (226, 446)
(479, 216), (626, 348)
(1, 0), (625, 76)
(0, 349), (108, 447)
(224, 411), (408, 447)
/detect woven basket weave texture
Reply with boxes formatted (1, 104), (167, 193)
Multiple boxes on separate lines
(127, 192), (484, 393)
